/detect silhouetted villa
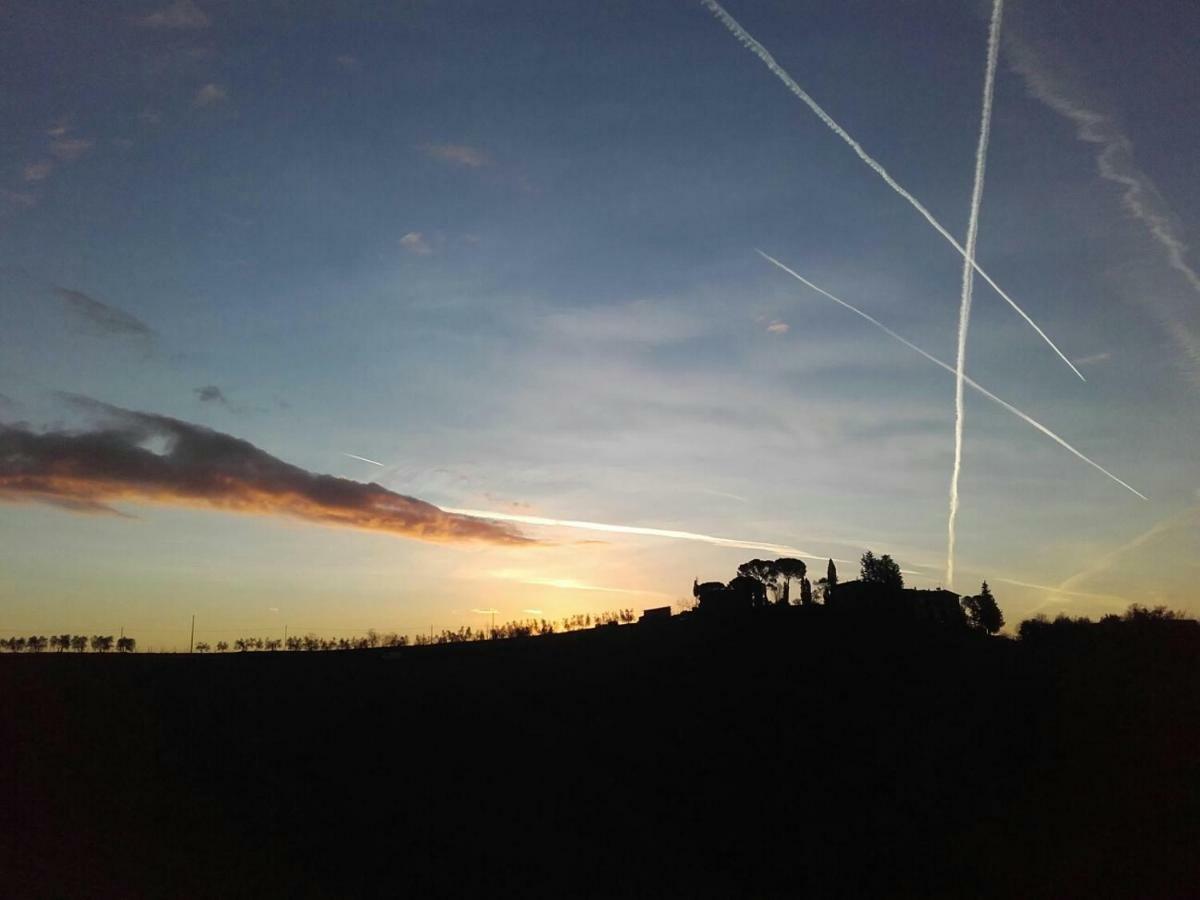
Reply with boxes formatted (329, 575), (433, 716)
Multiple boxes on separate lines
(639, 606), (672, 624)
(831, 580), (966, 628)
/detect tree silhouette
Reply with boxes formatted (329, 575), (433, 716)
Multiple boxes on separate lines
(215, 641), (229, 652)
(195, 641), (211, 653)
(800, 577), (813, 607)
(737, 559), (782, 605)
(116, 637), (136, 653)
(70, 635), (87, 652)
(774, 558), (808, 606)
(90, 635), (114, 653)
(826, 559), (838, 601)
(860, 551), (903, 590)
(27, 635), (47, 653)
(962, 581), (1003, 634)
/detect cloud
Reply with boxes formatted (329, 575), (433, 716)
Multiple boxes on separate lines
(193, 83), (228, 107)
(194, 385), (229, 406)
(53, 287), (156, 339)
(421, 143), (491, 169)
(1073, 351), (1111, 367)
(400, 232), (433, 256)
(1, 189), (37, 210)
(766, 321), (790, 334)
(49, 139), (93, 162)
(0, 399), (532, 546)
(1006, 32), (1200, 385)
(23, 161), (54, 182)
(134, 0), (210, 29)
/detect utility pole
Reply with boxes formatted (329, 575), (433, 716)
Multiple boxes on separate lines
(189, 615), (195, 654)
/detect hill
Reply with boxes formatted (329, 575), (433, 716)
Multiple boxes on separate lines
(3, 607), (1198, 898)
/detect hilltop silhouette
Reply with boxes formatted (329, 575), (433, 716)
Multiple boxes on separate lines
(2, 552), (1197, 898)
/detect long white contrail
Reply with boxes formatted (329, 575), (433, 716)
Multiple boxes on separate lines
(947, 0), (1005, 589)
(700, 0), (1085, 382)
(442, 506), (842, 561)
(758, 251), (1147, 500)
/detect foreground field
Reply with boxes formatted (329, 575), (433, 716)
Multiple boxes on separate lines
(3, 609), (1198, 898)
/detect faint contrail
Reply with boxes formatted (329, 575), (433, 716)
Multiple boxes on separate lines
(947, 0), (1005, 589)
(700, 0), (1084, 381)
(442, 506), (837, 561)
(343, 452), (385, 467)
(758, 251), (1146, 500)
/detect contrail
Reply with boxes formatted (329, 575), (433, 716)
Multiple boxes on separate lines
(947, 0), (1005, 589)
(758, 251), (1147, 500)
(442, 506), (840, 561)
(699, 0), (1085, 382)
(342, 452), (385, 467)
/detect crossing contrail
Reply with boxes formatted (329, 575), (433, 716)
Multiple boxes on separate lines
(947, 0), (1005, 589)
(758, 251), (1147, 500)
(700, 0), (1085, 382)
(441, 506), (843, 561)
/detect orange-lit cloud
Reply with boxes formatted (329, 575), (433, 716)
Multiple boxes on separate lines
(0, 401), (530, 547)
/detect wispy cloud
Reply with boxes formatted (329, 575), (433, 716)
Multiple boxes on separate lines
(194, 385), (230, 407)
(53, 287), (156, 340)
(0, 397), (532, 546)
(49, 139), (93, 162)
(1073, 351), (1111, 367)
(421, 143), (491, 169)
(23, 161), (54, 182)
(766, 321), (789, 334)
(193, 83), (228, 107)
(399, 232), (433, 256)
(1006, 32), (1200, 385)
(134, 0), (210, 30)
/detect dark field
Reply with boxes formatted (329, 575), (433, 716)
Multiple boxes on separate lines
(3, 610), (1198, 898)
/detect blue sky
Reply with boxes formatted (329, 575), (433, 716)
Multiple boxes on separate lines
(2, 0), (1198, 646)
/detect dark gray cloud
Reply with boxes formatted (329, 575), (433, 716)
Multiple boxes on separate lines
(194, 385), (229, 406)
(0, 398), (532, 546)
(53, 287), (156, 340)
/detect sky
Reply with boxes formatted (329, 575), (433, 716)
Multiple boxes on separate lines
(2, 0), (1198, 647)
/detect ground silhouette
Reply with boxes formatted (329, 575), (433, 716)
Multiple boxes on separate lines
(2, 565), (1198, 898)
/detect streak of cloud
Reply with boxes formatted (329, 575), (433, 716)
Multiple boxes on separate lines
(1073, 352), (1111, 367)
(700, 0), (1084, 381)
(444, 506), (830, 560)
(53, 287), (156, 340)
(194, 385), (230, 407)
(759, 251), (1147, 500)
(948, 0), (1005, 589)
(1006, 33), (1200, 386)
(421, 143), (491, 169)
(1055, 507), (1198, 598)
(343, 452), (385, 467)
(194, 83), (228, 107)
(49, 139), (93, 162)
(23, 161), (54, 182)
(134, 0), (210, 30)
(0, 399), (531, 546)
(399, 232), (433, 255)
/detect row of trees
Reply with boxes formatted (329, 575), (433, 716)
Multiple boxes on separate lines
(0, 634), (135, 653)
(4, 609), (643, 654)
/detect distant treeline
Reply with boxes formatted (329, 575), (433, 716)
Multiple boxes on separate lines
(0, 609), (639, 653)
(0, 635), (135, 653)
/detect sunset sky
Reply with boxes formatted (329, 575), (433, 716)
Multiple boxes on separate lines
(2, 0), (1198, 647)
